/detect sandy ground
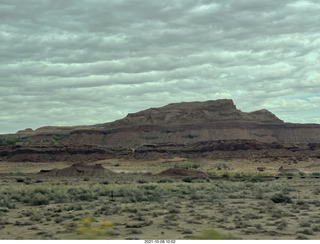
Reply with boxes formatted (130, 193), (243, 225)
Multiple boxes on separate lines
(2, 157), (317, 174)
(1, 158), (320, 240)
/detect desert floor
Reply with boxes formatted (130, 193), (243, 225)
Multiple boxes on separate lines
(1, 158), (320, 240)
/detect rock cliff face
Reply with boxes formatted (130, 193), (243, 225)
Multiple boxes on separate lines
(1, 140), (319, 162)
(5, 99), (320, 147)
(65, 99), (319, 147)
(107, 99), (284, 127)
(1, 99), (320, 162)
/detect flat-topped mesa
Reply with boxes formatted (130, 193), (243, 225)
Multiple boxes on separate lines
(110, 99), (284, 127)
(9, 99), (289, 148)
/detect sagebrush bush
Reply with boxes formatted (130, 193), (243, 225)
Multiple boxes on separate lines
(0, 196), (16, 209)
(16, 177), (25, 183)
(249, 175), (265, 182)
(182, 177), (193, 183)
(29, 193), (50, 205)
(270, 193), (292, 203)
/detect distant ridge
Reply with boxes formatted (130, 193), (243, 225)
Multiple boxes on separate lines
(1, 99), (320, 162)
(1, 99), (320, 148)
(106, 99), (284, 127)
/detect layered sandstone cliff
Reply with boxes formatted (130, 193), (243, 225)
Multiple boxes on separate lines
(1, 99), (320, 162)
(5, 99), (320, 147)
(66, 99), (319, 147)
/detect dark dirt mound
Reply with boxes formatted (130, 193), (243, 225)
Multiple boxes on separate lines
(157, 168), (207, 178)
(40, 163), (115, 177)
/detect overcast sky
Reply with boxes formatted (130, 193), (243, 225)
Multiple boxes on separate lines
(1, 0), (320, 134)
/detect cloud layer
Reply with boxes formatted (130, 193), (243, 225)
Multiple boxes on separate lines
(1, 0), (320, 133)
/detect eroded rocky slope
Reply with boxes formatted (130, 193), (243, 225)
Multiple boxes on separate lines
(1, 99), (320, 162)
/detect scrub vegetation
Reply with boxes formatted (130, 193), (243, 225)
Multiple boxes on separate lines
(1, 169), (320, 240)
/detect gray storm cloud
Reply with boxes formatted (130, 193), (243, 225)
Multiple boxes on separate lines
(0, 0), (319, 133)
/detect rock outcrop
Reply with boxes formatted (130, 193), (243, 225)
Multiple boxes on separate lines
(108, 99), (283, 127)
(1, 140), (319, 162)
(1, 99), (320, 162)
(65, 99), (319, 147)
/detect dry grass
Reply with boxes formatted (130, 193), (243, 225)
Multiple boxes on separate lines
(1, 159), (320, 240)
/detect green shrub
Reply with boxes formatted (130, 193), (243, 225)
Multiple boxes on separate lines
(249, 175), (265, 182)
(300, 222), (311, 228)
(30, 193), (50, 206)
(215, 163), (228, 170)
(168, 207), (181, 214)
(0, 138), (21, 145)
(253, 188), (264, 199)
(78, 191), (98, 201)
(67, 188), (98, 202)
(52, 192), (70, 203)
(143, 184), (157, 190)
(270, 193), (292, 203)
(0, 197), (16, 209)
(54, 217), (64, 223)
(16, 178), (25, 183)
(182, 177), (193, 183)
(137, 179), (148, 184)
(298, 229), (314, 235)
(222, 172), (230, 179)
(311, 172), (320, 178)
(64, 204), (83, 211)
(313, 188), (320, 195)
(296, 200), (306, 206)
(117, 187), (147, 203)
(299, 171), (306, 177)
(277, 219), (288, 230)
(29, 213), (42, 222)
(206, 171), (217, 177)
(0, 208), (9, 213)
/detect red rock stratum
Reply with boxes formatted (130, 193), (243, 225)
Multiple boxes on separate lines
(1, 99), (320, 162)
